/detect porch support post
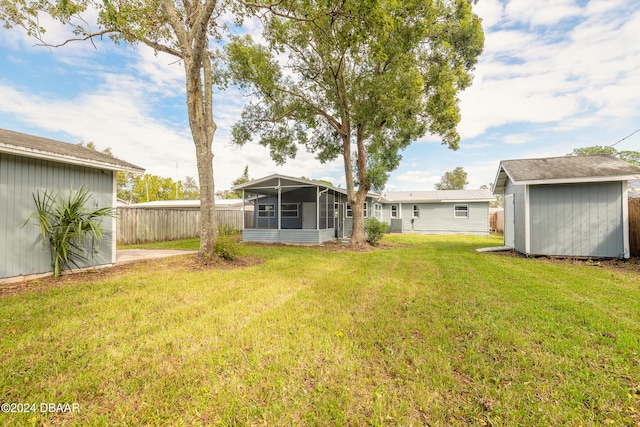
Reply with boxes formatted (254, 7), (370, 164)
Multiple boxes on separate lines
(277, 178), (282, 230)
(241, 189), (245, 230)
(316, 186), (320, 230)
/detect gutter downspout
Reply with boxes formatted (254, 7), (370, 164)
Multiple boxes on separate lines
(277, 178), (282, 231)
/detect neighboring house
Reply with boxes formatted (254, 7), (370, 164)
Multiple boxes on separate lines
(127, 198), (247, 210)
(0, 128), (144, 282)
(232, 174), (494, 244)
(493, 155), (640, 259)
(378, 190), (494, 235)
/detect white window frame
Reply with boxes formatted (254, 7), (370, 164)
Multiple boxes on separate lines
(373, 203), (382, 219)
(412, 204), (420, 218)
(258, 203), (275, 218)
(281, 203), (299, 218)
(390, 204), (398, 219)
(454, 204), (469, 219)
(345, 202), (368, 218)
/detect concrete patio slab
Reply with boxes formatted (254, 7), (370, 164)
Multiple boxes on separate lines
(116, 249), (198, 265)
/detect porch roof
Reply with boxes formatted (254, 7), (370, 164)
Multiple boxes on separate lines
(232, 174), (377, 197)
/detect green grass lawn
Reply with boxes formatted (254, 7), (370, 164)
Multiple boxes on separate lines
(2, 234), (639, 426)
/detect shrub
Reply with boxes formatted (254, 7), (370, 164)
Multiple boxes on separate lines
(23, 186), (114, 278)
(365, 217), (388, 245)
(218, 223), (240, 236)
(214, 233), (240, 260)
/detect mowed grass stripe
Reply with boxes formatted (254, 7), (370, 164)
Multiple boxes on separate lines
(1, 234), (639, 426)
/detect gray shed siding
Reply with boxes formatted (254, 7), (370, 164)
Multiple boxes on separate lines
(529, 182), (623, 257)
(388, 202), (489, 235)
(1, 153), (114, 279)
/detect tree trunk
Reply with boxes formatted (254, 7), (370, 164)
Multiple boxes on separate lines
(342, 130), (369, 247)
(185, 53), (218, 261)
(195, 139), (216, 260)
(349, 190), (368, 246)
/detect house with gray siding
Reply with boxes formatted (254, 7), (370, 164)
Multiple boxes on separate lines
(233, 174), (494, 244)
(232, 174), (376, 244)
(377, 190), (494, 235)
(493, 155), (640, 259)
(0, 128), (144, 282)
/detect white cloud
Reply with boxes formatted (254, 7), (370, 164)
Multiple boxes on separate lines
(504, 0), (582, 26)
(503, 133), (535, 145)
(394, 170), (440, 185)
(459, 1), (640, 139)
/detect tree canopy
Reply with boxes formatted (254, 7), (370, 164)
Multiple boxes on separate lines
(568, 145), (640, 166)
(226, 0), (484, 244)
(435, 166), (468, 190)
(2, 0), (228, 261)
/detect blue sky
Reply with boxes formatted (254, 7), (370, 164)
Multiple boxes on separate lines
(1, 0), (639, 193)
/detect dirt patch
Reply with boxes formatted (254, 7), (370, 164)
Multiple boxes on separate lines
(490, 249), (640, 274)
(0, 254), (264, 298)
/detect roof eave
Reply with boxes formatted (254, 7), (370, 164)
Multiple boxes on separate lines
(515, 175), (640, 186)
(0, 143), (145, 174)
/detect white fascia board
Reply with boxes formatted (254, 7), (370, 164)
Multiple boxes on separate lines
(0, 143), (144, 174)
(514, 175), (640, 186)
(383, 198), (493, 204)
(493, 164), (514, 194)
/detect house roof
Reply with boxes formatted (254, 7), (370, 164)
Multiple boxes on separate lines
(380, 189), (494, 203)
(0, 128), (145, 173)
(493, 155), (640, 193)
(232, 174), (494, 203)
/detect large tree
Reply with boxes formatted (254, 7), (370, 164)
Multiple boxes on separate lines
(568, 145), (640, 166)
(1, 0), (226, 260)
(435, 166), (468, 190)
(226, 0), (483, 245)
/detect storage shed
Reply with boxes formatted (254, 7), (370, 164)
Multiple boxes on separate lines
(0, 128), (144, 282)
(493, 155), (640, 258)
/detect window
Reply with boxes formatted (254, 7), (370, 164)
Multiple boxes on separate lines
(390, 204), (398, 219)
(281, 203), (299, 218)
(373, 203), (382, 219)
(345, 202), (368, 218)
(258, 204), (275, 217)
(412, 205), (420, 218)
(454, 204), (469, 218)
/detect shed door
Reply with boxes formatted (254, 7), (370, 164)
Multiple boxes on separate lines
(302, 202), (316, 229)
(504, 194), (515, 248)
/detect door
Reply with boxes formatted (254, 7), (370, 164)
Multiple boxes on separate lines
(504, 194), (515, 247)
(302, 202), (316, 229)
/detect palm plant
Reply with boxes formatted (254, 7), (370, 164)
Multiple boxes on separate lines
(23, 186), (115, 278)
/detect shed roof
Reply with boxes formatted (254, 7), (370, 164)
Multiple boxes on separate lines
(380, 189), (494, 203)
(0, 128), (144, 173)
(493, 155), (640, 193)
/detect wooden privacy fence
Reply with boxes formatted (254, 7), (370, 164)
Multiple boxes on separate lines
(630, 198), (640, 257)
(117, 208), (245, 245)
(489, 210), (504, 233)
